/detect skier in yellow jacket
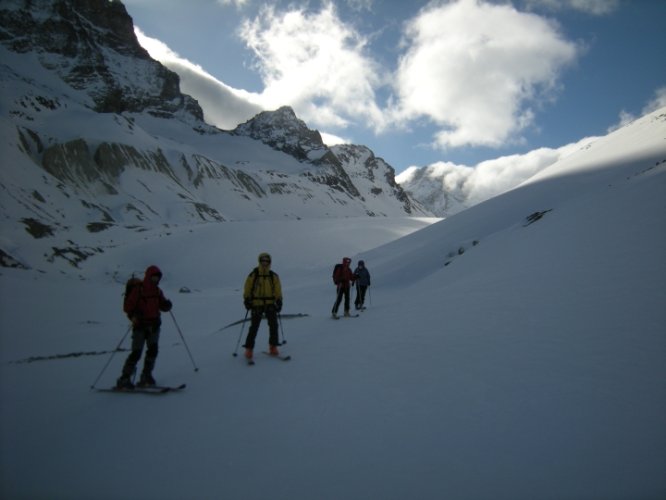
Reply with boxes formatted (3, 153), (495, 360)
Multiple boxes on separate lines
(243, 252), (283, 360)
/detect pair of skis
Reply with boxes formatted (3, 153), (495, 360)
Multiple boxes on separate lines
(331, 313), (360, 320)
(96, 383), (186, 395)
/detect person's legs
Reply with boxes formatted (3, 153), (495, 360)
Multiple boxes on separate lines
(332, 287), (344, 314)
(140, 325), (160, 385)
(244, 308), (263, 350)
(266, 308), (279, 347)
(117, 327), (146, 387)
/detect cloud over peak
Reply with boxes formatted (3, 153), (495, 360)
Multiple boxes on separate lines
(240, 3), (386, 130)
(137, 0), (582, 150)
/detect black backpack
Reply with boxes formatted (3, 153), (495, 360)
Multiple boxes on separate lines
(332, 263), (342, 284)
(248, 268), (277, 299)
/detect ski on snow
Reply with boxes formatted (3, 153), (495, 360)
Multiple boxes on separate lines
(331, 314), (360, 320)
(261, 351), (291, 361)
(96, 383), (186, 394)
(244, 352), (291, 365)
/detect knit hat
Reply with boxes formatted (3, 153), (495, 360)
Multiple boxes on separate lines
(258, 252), (272, 264)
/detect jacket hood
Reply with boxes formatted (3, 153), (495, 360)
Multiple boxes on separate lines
(144, 265), (163, 280)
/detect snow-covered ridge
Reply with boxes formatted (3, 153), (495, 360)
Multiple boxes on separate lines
(0, 0), (428, 273)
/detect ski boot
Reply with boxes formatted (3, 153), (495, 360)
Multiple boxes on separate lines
(116, 375), (134, 390)
(138, 372), (156, 387)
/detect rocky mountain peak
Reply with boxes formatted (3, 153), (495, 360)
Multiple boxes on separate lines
(233, 106), (326, 161)
(0, 0), (203, 119)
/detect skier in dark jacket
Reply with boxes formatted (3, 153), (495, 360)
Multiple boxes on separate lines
(332, 257), (355, 318)
(117, 265), (172, 388)
(353, 260), (371, 310)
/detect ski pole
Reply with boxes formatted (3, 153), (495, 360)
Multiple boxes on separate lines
(232, 309), (250, 357)
(89, 324), (132, 389)
(169, 311), (199, 372)
(278, 312), (287, 345)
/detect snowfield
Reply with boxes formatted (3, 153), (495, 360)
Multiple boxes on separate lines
(1, 109), (665, 500)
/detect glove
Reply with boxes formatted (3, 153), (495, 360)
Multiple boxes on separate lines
(244, 298), (252, 310)
(275, 299), (283, 312)
(163, 300), (173, 312)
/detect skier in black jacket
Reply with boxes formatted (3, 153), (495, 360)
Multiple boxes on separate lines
(353, 260), (371, 310)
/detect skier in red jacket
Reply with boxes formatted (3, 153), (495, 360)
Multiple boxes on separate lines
(117, 265), (172, 388)
(331, 257), (356, 318)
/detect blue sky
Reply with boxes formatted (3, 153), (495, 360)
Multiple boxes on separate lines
(123, 0), (666, 175)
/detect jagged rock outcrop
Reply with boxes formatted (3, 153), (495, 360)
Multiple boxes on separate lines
(0, 0), (202, 119)
(234, 106), (361, 198)
(330, 144), (421, 214)
(234, 106), (326, 161)
(234, 106), (423, 214)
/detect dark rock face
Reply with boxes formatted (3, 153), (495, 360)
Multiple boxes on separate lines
(233, 106), (326, 161)
(0, 0), (203, 118)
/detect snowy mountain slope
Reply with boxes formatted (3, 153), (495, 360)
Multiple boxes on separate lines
(375, 107), (666, 287)
(1, 109), (664, 500)
(396, 106), (665, 219)
(0, 0), (427, 273)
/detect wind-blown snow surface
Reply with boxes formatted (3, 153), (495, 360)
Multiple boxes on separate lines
(1, 113), (665, 499)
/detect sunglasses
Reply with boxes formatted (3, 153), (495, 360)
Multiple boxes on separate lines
(260, 259), (271, 263)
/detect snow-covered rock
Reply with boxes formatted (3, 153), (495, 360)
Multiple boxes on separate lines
(0, 0), (429, 272)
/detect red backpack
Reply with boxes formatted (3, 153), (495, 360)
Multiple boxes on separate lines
(123, 276), (142, 316)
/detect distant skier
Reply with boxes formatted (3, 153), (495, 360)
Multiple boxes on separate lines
(243, 252), (283, 361)
(117, 265), (172, 389)
(353, 260), (371, 310)
(331, 257), (356, 318)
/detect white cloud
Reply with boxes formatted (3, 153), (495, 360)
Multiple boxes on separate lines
(320, 132), (351, 146)
(608, 86), (666, 132)
(135, 28), (263, 129)
(523, 0), (620, 15)
(217, 0), (250, 8)
(397, 136), (597, 213)
(609, 110), (636, 132)
(393, 0), (578, 150)
(135, 1), (582, 153)
(346, 0), (374, 12)
(437, 146), (565, 204)
(642, 86), (666, 114)
(239, 3), (386, 130)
